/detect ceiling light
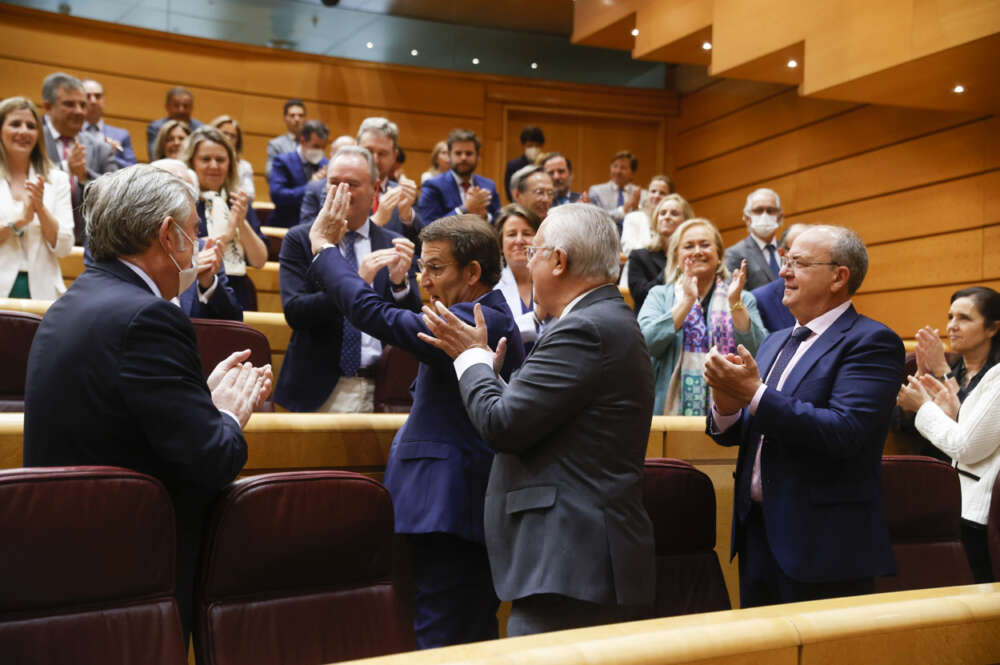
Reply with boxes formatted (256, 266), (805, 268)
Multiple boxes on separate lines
(472, 57), (480, 65)
(952, 84), (965, 94)
(631, 28), (639, 37)
(701, 41), (712, 51)
(365, 41), (373, 49)
(410, 49), (418, 56)
(530, 62), (538, 70)
(786, 59), (798, 68)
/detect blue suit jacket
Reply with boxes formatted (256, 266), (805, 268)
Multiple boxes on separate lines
(86, 123), (136, 168)
(177, 238), (243, 322)
(274, 222), (422, 412)
(309, 248), (524, 542)
(299, 177), (425, 248)
(268, 151), (328, 228)
(417, 171), (500, 225)
(751, 278), (796, 334)
(709, 305), (902, 583)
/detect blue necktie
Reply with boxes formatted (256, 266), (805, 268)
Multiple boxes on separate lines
(765, 326), (813, 388)
(765, 244), (780, 280)
(339, 231), (362, 377)
(616, 187), (625, 208)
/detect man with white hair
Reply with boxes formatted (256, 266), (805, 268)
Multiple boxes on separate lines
(420, 202), (656, 636)
(725, 187), (785, 290)
(510, 164), (554, 220)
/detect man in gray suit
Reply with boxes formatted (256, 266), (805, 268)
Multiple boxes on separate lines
(724, 187), (784, 291)
(420, 202), (656, 636)
(587, 151), (643, 231)
(41, 72), (118, 245)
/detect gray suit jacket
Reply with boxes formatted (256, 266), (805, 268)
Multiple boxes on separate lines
(587, 181), (643, 224)
(458, 284), (656, 607)
(724, 234), (777, 291)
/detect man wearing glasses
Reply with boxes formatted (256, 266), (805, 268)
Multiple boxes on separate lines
(705, 225), (904, 607)
(307, 205), (525, 648)
(725, 187), (786, 290)
(510, 164), (555, 220)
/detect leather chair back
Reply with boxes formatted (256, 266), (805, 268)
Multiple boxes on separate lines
(0, 310), (42, 411)
(374, 344), (419, 413)
(643, 458), (731, 617)
(0, 466), (185, 664)
(195, 471), (415, 665)
(876, 455), (974, 592)
(989, 470), (1000, 582)
(190, 318), (273, 411)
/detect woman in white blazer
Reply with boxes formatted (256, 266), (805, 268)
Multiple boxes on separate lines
(0, 97), (74, 300)
(493, 204), (541, 348)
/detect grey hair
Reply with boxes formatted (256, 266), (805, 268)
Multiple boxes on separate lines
(357, 117), (399, 149)
(332, 145), (378, 184)
(811, 224), (868, 295)
(511, 164), (546, 194)
(149, 158), (199, 198)
(85, 165), (196, 260)
(743, 187), (782, 214)
(42, 72), (83, 105)
(541, 203), (620, 281)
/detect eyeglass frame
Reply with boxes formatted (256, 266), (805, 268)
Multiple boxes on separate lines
(415, 257), (454, 276)
(524, 245), (556, 261)
(780, 255), (840, 271)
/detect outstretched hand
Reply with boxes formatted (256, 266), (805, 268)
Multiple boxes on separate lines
(418, 301), (492, 360)
(310, 181), (350, 255)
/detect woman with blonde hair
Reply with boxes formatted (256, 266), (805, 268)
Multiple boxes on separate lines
(180, 126), (267, 310)
(421, 140), (449, 185)
(638, 218), (766, 415)
(211, 115), (255, 198)
(627, 192), (694, 313)
(0, 96), (74, 299)
(151, 119), (191, 160)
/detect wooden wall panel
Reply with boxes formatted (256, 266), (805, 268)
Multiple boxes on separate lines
(854, 280), (1000, 337)
(984, 225), (1000, 279)
(864, 229), (983, 292)
(674, 79), (790, 133)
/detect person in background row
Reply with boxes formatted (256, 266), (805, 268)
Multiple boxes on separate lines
(146, 86), (202, 161)
(356, 117), (423, 245)
(181, 126), (267, 310)
(638, 218), (766, 416)
(493, 204), (542, 349)
(392, 145), (406, 182)
(212, 115), (255, 199)
(504, 125), (544, 202)
(0, 96), (74, 300)
(588, 150), (642, 231)
(266, 98), (306, 178)
(620, 174), (674, 257)
(331, 134), (356, 152)
(750, 223), (808, 334)
(897, 286), (1000, 583)
(268, 119), (329, 228)
(421, 140), (449, 185)
(151, 119), (191, 161)
(80, 78), (136, 168)
(627, 193), (694, 314)
(510, 164), (554, 221)
(541, 152), (585, 207)
(725, 187), (784, 291)
(418, 129), (500, 224)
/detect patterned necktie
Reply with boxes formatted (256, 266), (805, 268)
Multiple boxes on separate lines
(765, 244), (780, 279)
(339, 231), (362, 377)
(750, 325), (814, 502)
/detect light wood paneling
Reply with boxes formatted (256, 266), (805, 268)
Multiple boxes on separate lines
(864, 229), (984, 292)
(675, 79), (791, 133)
(854, 280), (1000, 338)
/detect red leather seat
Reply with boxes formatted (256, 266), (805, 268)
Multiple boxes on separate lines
(0, 310), (42, 412)
(989, 469), (1000, 582)
(876, 455), (974, 592)
(195, 471), (415, 665)
(190, 317), (273, 411)
(373, 344), (419, 413)
(643, 458), (731, 617)
(0, 466), (186, 664)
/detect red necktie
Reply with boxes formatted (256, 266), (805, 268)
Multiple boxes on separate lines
(371, 179), (383, 215)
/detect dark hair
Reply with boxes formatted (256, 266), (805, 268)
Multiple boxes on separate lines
(300, 119), (330, 142)
(520, 125), (545, 145)
(447, 129), (481, 153)
(612, 150), (637, 172)
(41, 72), (82, 105)
(283, 99), (306, 115)
(419, 214), (502, 288)
(395, 146), (405, 164)
(541, 152), (572, 172)
(165, 86), (193, 105)
(496, 203), (541, 235)
(951, 286), (1000, 366)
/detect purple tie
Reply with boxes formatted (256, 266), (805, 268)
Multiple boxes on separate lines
(339, 231), (362, 377)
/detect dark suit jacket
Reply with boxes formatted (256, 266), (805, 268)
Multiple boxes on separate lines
(274, 221), (422, 412)
(417, 171), (500, 224)
(309, 249), (524, 542)
(709, 305), (902, 583)
(751, 278), (795, 333)
(725, 234), (777, 291)
(458, 284), (656, 606)
(23, 258), (247, 637)
(299, 177), (425, 248)
(195, 199), (265, 311)
(626, 248), (666, 315)
(85, 122), (136, 168)
(551, 191), (582, 207)
(177, 238), (243, 321)
(267, 150), (329, 228)
(146, 116), (203, 161)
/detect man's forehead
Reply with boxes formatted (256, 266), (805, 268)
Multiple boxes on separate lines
(527, 171), (552, 186)
(749, 193), (778, 208)
(451, 141), (476, 152)
(789, 230), (832, 256)
(330, 155), (368, 179)
(57, 86), (84, 102)
(421, 240), (453, 260)
(545, 157), (567, 171)
(82, 81), (103, 94)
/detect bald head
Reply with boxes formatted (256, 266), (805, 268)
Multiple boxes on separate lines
(150, 159), (199, 193)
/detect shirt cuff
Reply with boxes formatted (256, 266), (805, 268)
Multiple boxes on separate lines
(390, 284), (411, 301)
(454, 347), (494, 381)
(197, 275), (218, 303)
(748, 384), (767, 415)
(710, 403), (742, 433)
(219, 408), (241, 428)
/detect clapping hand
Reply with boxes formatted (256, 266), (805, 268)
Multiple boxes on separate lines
(197, 237), (223, 288)
(704, 345), (761, 413)
(397, 176), (417, 221)
(310, 181), (350, 255)
(418, 301), (491, 360)
(914, 326), (949, 377)
(896, 375), (932, 413)
(21, 176), (45, 223)
(372, 186), (403, 227)
(67, 141), (88, 181)
(465, 186), (491, 217)
(208, 349), (273, 427)
(727, 260), (747, 306)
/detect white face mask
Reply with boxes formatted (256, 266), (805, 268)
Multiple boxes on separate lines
(749, 213), (779, 239)
(524, 145), (541, 161)
(304, 148), (325, 165)
(166, 223), (199, 294)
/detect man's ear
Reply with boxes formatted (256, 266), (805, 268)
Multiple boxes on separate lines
(551, 248), (567, 277)
(157, 217), (176, 252)
(463, 260), (483, 287)
(831, 265), (850, 293)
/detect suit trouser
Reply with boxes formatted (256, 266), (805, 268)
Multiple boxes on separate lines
(507, 594), (634, 637)
(738, 503), (874, 608)
(406, 533), (498, 649)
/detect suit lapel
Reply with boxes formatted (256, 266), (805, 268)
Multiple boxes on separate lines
(757, 328), (791, 380)
(43, 123), (61, 165)
(778, 306), (858, 394)
(290, 154), (306, 184)
(445, 174), (462, 209)
(744, 236), (773, 282)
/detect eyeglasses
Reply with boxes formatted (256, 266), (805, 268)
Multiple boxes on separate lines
(416, 258), (453, 276)
(524, 245), (555, 261)
(530, 188), (555, 199)
(780, 255), (839, 271)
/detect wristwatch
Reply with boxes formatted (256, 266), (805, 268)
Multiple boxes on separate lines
(8, 221), (24, 237)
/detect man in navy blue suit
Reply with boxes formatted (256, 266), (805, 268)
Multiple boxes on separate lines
(267, 119), (330, 228)
(274, 145), (422, 413)
(705, 225), (902, 608)
(307, 197), (524, 648)
(24, 165), (271, 645)
(417, 129), (500, 225)
(750, 223), (807, 334)
(81, 79), (136, 168)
